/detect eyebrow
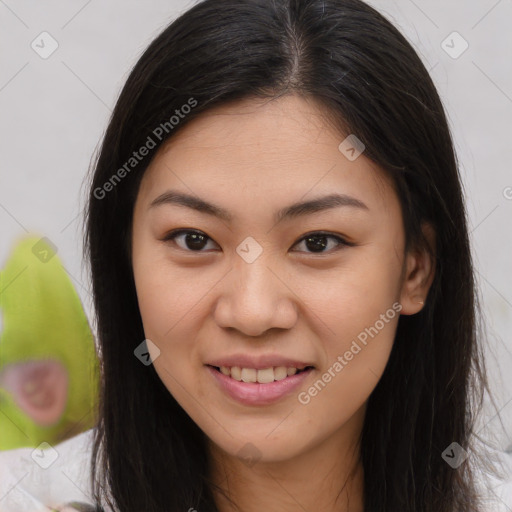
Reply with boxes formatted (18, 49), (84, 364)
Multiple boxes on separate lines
(148, 189), (369, 224)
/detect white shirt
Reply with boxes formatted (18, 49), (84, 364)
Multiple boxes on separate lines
(1, 429), (511, 511)
(0, 429), (99, 512)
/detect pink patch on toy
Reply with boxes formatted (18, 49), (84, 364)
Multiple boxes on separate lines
(0, 359), (68, 426)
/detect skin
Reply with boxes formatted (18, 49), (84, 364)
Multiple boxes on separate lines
(131, 93), (435, 512)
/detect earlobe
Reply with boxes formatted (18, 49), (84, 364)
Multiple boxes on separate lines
(399, 222), (436, 316)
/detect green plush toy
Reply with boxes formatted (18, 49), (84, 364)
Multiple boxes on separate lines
(0, 234), (100, 451)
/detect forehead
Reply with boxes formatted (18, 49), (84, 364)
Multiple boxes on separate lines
(137, 94), (398, 221)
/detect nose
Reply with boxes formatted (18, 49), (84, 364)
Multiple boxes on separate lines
(213, 255), (298, 337)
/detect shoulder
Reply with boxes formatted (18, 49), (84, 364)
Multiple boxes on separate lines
(0, 428), (100, 511)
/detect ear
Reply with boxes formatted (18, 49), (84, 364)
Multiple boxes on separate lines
(399, 222), (436, 316)
(0, 359), (68, 426)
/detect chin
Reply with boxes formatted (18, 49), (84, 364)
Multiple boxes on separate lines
(208, 429), (306, 465)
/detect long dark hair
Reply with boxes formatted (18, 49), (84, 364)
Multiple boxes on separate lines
(82, 0), (495, 510)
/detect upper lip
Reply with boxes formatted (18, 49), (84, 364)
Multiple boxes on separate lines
(206, 354), (314, 370)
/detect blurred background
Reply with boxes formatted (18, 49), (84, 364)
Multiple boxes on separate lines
(0, 0), (511, 450)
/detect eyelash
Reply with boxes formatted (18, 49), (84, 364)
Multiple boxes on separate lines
(161, 229), (354, 254)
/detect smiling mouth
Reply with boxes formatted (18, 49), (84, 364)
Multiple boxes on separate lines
(208, 364), (314, 384)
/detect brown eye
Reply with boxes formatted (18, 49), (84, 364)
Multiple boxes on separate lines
(162, 229), (218, 252)
(292, 232), (352, 254)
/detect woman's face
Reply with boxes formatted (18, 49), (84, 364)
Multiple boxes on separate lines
(131, 94), (430, 464)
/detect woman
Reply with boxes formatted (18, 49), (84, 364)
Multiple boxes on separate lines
(80, 0), (506, 510)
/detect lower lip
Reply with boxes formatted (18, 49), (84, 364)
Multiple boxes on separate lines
(206, 365), (313, 406)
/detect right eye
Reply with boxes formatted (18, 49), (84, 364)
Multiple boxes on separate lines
(161, 229), (220, 252)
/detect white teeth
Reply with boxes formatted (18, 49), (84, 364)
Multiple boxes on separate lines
(241, 368), (257, 383)
(257, 367), (274, 384)
(274, 366), (288, 380)
(216, 365), (308, 383)
(231, 367), (242, 381)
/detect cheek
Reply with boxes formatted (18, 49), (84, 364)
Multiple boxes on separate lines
(132, 250), (204, 340)
(293, 313), (397, 443)
(300, 250), (401, 343)
(131, 251), (208, 387)
(294, 250), (400, 409)
(134, 267), (202, 405)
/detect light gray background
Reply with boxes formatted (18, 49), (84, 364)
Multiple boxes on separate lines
(1, 1), (511, 449)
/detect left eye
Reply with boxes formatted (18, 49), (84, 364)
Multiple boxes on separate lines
(162, 229), (351, 254)
(293, 232), (351, 253)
